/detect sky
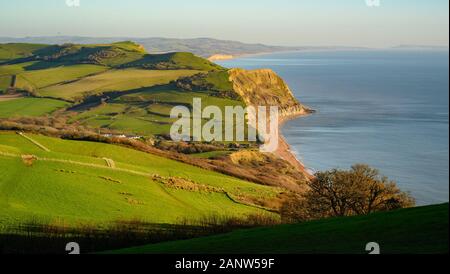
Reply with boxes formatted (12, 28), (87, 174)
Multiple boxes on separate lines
(0, 0), (448, 47)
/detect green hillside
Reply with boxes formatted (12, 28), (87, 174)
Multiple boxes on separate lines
(38, 69), (199, 101)
(121, 52), (224, 71)
(71, 84), (244, 136)
(0, 132), (279, 229)
(0, 42), (232, 139)
(1, 42), (222, 71)
(108, 203), (449, 254)
(0, 43), (48, 62)
(15, 64), (108, 89)
(0, 97), (69, 118)
(30, 41), (146, 67)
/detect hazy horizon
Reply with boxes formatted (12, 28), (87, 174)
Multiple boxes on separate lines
(0, 0), (448, 48)
(1, 35), (449, 49)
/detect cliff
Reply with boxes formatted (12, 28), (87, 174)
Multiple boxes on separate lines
(228, 68), (312, 117)
(228, 68), (314, 179)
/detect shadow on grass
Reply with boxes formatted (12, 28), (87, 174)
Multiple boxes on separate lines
(0, 214), (280, 254)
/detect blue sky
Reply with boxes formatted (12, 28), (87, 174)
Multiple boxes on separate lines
(0, 0), (448, 47)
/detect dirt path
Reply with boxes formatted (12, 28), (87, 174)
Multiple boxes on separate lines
(0, 150), (150, 177)
(0, 150), (273, 212)
(0, 94), (23, 102)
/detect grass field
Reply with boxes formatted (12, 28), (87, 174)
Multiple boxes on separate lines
(0, 62), (38, 76)
(40, 69), (200, 101)
(0, 62), (38, 92)
(0, 76), (11, 93)
(0, 62), (108, 94)
(30, 42), (146, 67)
(0, 132), (279, 229)
(0, 97), (69, 118)
(0, 44), (48, 62)
(123, 52), (224, 71)
(71, 84), (245, 136)
(108, 203), (449, 254)
(16, 64), (108, 89)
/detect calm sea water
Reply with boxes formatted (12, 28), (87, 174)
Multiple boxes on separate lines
(217, 50), (449, 205)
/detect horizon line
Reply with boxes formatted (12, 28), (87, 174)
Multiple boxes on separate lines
(0, 35), (448, 49)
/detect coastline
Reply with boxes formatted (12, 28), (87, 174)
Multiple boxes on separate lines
(208, 47), (373, 62)
(275, 109), (316, 180)
(209, 50), (296, 61)
(217, 51), (318, 180)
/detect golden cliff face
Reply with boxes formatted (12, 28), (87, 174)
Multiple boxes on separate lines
(228, 68), (312, 117)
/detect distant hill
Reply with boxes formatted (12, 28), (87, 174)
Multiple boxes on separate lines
(1, 41), (222, 70)
(391, 45), (449, 50)
(108, 203), (449, 254)
(0, 36), (299, 58)
(0, 41), (224, 101)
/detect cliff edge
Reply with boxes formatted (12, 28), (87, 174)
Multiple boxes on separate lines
(228, 68), (314, 179)
(228, 68), (312, 117)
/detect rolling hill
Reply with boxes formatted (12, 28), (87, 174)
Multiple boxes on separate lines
(0, 42), (236, 138)
(0, 37), (296, 58)
(0, 42), (258, 139)
(0, 41), (303, 246)
(0, 131), (280, 229)
(0, 42), (447, 255)
(107, 203), (449, 254)
(0, 43), (48, 62)
(38, 69), (199, 101)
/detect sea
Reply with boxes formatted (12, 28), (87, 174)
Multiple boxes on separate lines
(217, 49), (449, 205)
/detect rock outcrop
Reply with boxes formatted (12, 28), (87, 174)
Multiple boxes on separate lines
(228, 68), (314, 180)
(228, 68), (312, 117)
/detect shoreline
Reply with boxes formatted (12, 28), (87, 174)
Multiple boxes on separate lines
(209, 47), (376, 62)
(217, 52), (318, 180)
(275, 109), (316, 180)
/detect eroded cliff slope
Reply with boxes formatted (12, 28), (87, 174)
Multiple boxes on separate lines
(228, 68), (312, 117)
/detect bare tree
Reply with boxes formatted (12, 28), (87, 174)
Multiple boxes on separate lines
(281, 164), (415, 222)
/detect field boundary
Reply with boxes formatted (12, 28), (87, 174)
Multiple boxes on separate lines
(0, 149), (149, 177)
(0, 146), (274, 213)
(17, 132), (50, 152)
(0, 94), (24, 102)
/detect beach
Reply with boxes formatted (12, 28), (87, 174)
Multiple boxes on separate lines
(217, 49), (449, 205)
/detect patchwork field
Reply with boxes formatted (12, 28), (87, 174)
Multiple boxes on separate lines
(0, 62), (38, 76)
(0, 132), (279, 229)
(39, 69), (200, 101)
(0, 42), (278, 234)
(0, 97), (69, 118)
(17, 64), (108, 89)
(72, 85), (245, 136)
(0, 42), (236, 139)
